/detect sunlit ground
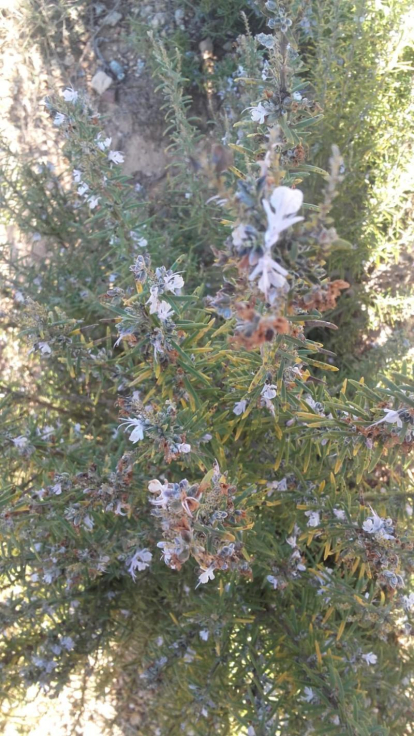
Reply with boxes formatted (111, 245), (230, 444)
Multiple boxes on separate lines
(2, 681), (121, 736)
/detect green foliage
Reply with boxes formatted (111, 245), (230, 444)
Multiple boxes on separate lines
(0, 2), (414, 735)
(177, 0), (262, 42)
(303, 0), (414, 371)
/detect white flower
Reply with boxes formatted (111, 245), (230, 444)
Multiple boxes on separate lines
(33, 655), (58, 673)
(146, 286), (160, 314)
(53, 113), (65, 126)
(362, 508), (394, 539)
(369, 408), (403, 429)
(247, 728), (256, 736)
(83, 514), (94, 530)
(198, 564), (216, 585)
(128, 423), (145, 443)
(262, 186), (304, 249)
(12, 436), (28, 450)
(305, 396), (317, 410)
(292, 91), (302, 101)
(38, 341), (51, 355)
(183, 647), (196, 663)
(77, 183), (89, 197)
(157, 541), (174, 564)
(127, 548), (152, 580)
(248, 251), (289, 302)
(261, 383), (278, 416)
(199, 629), (209, 641)
(232, 223), (248, 247)
(119, 417), (145, 443)
(362, 515), (381, 533)
(267, 477), (288, 496)
(157, 301), (174, 321)
(51, 483), (62, 495)
(62, 87), (78, 103)
(108, 150), (125, 165)
(135, 237), (148, 248)
(402, 593), (414, 610)
(305, 510), (320, 527)
(266, 481), (277, 496)
(151, 489), (173, 510)
(113, 501), (128, 516)
(113, 329), (132, 348)
(249, 102), (270, 124)
(257, 151), (272, 178)
(333, 508), (346, 521)
(233, 399), (248, 416)
(301, 686), (315, 703)
(88, 195), (100, 210)
(267, 575), (278, 589)
(60, 636), (74, 651)
(73, 170), (82, 183)
(255, 33), (275, 49)
(40, 425), (54, 440)
(177, 443), (191, 454)
(148, 479), (164, 493)
(96, 135), (112, 151)
(164, 273), (184, 293)
(261, 384), (277, 401)
(362, 652), (377, 665)
(286, 536), (297, 548)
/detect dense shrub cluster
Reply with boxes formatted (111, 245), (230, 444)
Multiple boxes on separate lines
(1, 1), (414, 734)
